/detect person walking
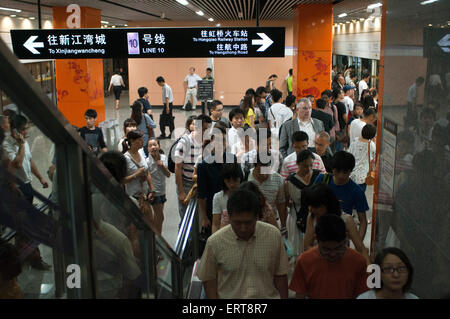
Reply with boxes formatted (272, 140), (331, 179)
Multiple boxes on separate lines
(108, 69), (126, 110)
(183, 67), (202, 110)
(156, 76), (175, 139)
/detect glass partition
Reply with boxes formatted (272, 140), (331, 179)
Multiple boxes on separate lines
(373, 0), (450, 299)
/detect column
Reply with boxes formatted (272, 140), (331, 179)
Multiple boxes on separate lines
(52, 7), (105, 127)
(293, 3), (333, 100)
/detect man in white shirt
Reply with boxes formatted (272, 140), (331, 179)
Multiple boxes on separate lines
(156, 76), (175, 139)
(183, 67), (202, 110)
(406, 77), (425, 129)
(3, 114), (51, 270)
(349, 108), (377, 144)
(343, 85), (355, 115)
(268, 89), (293, 140)
(358, 72), (370, 101)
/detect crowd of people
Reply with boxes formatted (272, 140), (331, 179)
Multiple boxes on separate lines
(1, 63), (430, 300)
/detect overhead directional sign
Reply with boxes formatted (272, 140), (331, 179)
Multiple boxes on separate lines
(423, 27), (450, 57)
(10, 27), (285, 59)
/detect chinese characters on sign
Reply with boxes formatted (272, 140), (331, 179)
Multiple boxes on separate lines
(195, 29), (250, 56)
(140, 33), (166, 55)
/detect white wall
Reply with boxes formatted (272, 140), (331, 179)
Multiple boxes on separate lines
(332, 17), (381, 60)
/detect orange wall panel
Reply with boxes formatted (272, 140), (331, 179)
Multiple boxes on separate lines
(53, 7), (105, 128)
(293, 4), (333, 100)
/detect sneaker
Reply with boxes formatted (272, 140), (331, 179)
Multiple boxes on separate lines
(157, 135), (166, 140)
(30, 259), (52, 271)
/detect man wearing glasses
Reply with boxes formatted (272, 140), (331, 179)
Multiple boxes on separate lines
(289, 214), (368, 299)
(279, 98), (324, 158)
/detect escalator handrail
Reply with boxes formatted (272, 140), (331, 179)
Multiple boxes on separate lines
(174, 198), (198, 257)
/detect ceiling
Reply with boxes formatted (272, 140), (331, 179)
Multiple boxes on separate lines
(0, 0), (345, 25)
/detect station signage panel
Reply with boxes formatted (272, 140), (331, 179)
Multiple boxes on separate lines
(11, 27), (285, 59)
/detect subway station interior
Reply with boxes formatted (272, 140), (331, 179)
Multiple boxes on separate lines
(0, 0), (449, 300)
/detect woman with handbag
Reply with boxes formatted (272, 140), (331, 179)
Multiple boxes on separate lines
(284, 150), (321, 259)
(122, 130), (156, 232)
(130, 100), (156, 157)
(348, 124), (377, 192)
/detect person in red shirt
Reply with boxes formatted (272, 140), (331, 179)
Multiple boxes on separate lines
(289, 214), (369, 299)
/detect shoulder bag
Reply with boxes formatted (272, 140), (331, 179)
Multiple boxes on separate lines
(365, 141), (376, 185)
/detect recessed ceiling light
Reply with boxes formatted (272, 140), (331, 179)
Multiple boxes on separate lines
(420, 0), (438, 5)
(216, 23), (221, 27)
(29, 17), (35, 20)
(367, 3), (382, 9)
(196, 10), (204, 16)
(176, 0), (189, 5)
(0, 7), (22, 12)
(208, 18), (214, 22)
(345, 21), (350, 23)
(124, 24), (128, 26)
(338, 13), (347, 18)
(10, 14), (16, 17)
(360, 18), (365, 21)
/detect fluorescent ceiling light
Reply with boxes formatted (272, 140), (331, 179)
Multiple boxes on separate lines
(367, 3), (382, 9)
(208, 18), (214, 22)
(124, 24), (128, 26)
(360, 18), (365, 21)
(420, 0), (438, 4)
(216, 23), (221, 27)
(10, 14), (16, 17)
(176, 0), (189, 5)
(29, 17), (35, 20)
(196, 10), (204, 16)
(0, 7), (22, 12)
(101, 20), (109, 24)
(338, 13), (347, 18)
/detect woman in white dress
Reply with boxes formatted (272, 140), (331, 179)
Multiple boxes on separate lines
(357, 247), (418, 299)
(348, 123), (376, 192)
(284, 150), (321, 259)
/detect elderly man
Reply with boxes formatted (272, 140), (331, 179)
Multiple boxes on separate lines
(279, 98), (324, 158)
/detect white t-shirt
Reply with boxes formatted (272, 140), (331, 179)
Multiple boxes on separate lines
(212, 190), (229, 216)
(162, 84), (174, 104)
(110, 74), (124, 86)
(357, 290), (419, 299)
(124, 149), (149, 197)
(348, 139), (376, 185)
(146, 154), (168, 196)
(407, 83), (417, 104)
(343, 95), (354, 113)
(298, 119), (316, 148)
(268, 103), (293, 132)
(3, 137), (33, 183)
(358, 79), (368, 100)
(349, 119), (366, 144)
(184, 74), (202, 88)
(227, 126), (244, 156)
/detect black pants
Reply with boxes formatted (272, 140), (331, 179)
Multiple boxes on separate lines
(160, 103), (175, 137)
(113, 86), (122, 100)
(19, 182), (33, 204)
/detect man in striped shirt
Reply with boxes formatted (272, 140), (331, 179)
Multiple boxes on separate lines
(280, 131), (326, 179)
(174, 114), (212, 220)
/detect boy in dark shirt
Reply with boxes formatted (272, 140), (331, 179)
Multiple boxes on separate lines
(137, 87), (152, 118)
(79, 109), (107, 156)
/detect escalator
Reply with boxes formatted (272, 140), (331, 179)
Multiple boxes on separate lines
(0, 37), (200, 299)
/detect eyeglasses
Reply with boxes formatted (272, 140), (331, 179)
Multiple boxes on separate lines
(381, 266), (408, 274)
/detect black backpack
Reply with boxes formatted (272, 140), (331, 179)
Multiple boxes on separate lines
(167, 136), (183, 173)
(287, 170), (321, 233)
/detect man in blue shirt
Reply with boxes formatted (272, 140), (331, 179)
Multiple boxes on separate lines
(314, 151), (369, 241)
(137, 87), (152, 118)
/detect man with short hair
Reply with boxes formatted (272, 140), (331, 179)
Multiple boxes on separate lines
(255, 86), (268, 125)
(349, 107), (377, 144)
(137, 87), (152, 117)
(280, 131), (326, 179)
(197, 189), (289, 299)
(3, 114), (51, 270)
(343, 85), (355, 116)
(208, 100), (230, 128)
(268, 89), (293, 140)
(311, 98), (333, 134)
(358, 72), (371, 101)
(183, 67), (202, 110)
(279, 98), (324, 157)
(80, 109), (108, 155)
(311, 132), (333, 173)
(227, 108), (246, 156)
(156, 76), (175, 139)
(314, 151), (369, 240)
(289, 214), (368, 299)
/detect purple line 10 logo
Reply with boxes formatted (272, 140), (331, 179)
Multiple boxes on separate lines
(127, 32), (140, 55)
